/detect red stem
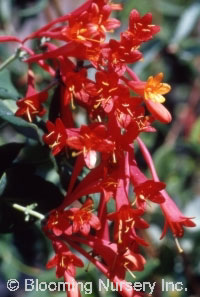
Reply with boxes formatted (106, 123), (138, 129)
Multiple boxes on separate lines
(126, 66), (141, 82)
(137, 137), (159, 182)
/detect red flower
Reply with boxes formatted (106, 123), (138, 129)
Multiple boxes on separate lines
(87, 71), (120, 112)
(46, 210), (72, 236)
(160, 192), (196, 238)
(66, 198), (101, 236)
(123, 9), (160, 43)
(106, 116), (140, 160)
(66, 124), (114, 168)
(47, 241), (84, 278)
(59, 59), (90, 108)
(15, 90), (48, 122)
(108, 205), (148, 245)
(15, 70), (48, 122)
(111, 94), (143, 128)
(102, 39), (142, 75)
(145, 99), (172, 124)
(134, 180), (165, 210)
(26, 2), (120, 48)
(23, 0), (93, 42)
(114, 248), (146, 278)
(5, 0), (197, 295)
(62, 4), (120, 45)
(43, 119), (67, 155)
(93, 238), (145, 280)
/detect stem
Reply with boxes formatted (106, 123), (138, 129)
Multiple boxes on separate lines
(67, 238), (137, 296)
(97, 193), (110, 241)
(51, 0), (63, 17)
(42, 80), (58, 92)
(0, 52), (18, 72)
(137, 137), (159, 182)
(13, 203), (45, 220)
(126, 66), (141, 81)
(66, 238), (109, 276)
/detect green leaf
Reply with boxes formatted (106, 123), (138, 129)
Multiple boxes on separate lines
(19, 0), (48, 17)
(0, 69), (20, 99)
(153, 145), (175, 180)
(189, 117), (200, 144)
(0, 238), (20, 279)
(0, 87), (19, 100)
(0, 142), (24, 176)
(157, 1), (184, 16)
(0, 0), (12, 23)
(170, 2), (200, 45)
(0, 173), (7, 196)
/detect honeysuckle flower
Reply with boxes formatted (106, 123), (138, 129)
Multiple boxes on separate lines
(47, 241), (84, 278)
(144, 72), (171, 103)
(43, 118), (67, 155)
(65, 198), (101, 236)
(116, 248), (146, 277)
(25, 2), (120, 48)
(108, 205), (148, 244)
(46, 210), (72, 236)
(145, 99), (172, 124)
(15, 69), (48, 122)
(102, 39), (142, 75)
(106, 116), (140, 161)
(160, 191), (196, 239)
(15, 88), (48, 122)
(23, 0), (94, 42)
(3, 1), (196, 296)
(91, 238), (145, 280)
(144, 73), (171, 103)
(126, 71), (172, 123)
(112, 94), (143, 127)
(128, 72), (171, 104)
(46, 241), (83, 297)
(61, 66), (89, 108)
(134, 180), (165, 210)
(63, 3), (120, 45)
(112, 96), (155, 132)
(87, 70), (122, 112)
(66, 124), (115, 168)
(123, 9), (160, 43)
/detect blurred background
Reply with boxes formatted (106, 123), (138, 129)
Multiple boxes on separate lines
(0, 0), (200, 296)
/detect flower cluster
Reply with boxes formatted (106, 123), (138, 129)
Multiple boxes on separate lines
(1, 1), (196, 296)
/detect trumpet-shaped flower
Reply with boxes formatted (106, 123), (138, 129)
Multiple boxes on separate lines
(43, 118), (67, 155)
(65, 198), (101, 236)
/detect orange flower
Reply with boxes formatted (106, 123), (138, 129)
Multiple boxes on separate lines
(144, 73), (171, 103)
(126, 70), (172, 123)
